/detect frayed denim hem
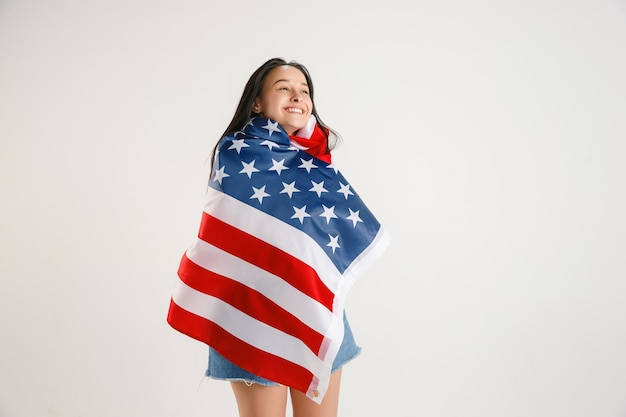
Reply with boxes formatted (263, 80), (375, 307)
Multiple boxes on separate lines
(205, 345), (361, 387)
(331, 346), (361, 373)
(205, 375), (283, 387)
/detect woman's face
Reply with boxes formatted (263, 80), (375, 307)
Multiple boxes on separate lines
(253, 65), (312, 136)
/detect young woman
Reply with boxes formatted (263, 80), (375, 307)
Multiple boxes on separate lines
(168, 58), (389, 417)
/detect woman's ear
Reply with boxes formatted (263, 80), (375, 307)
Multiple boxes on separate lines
(252, 99), (262, 114)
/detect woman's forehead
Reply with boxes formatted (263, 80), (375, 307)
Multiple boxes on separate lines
(266, 65), (308, 84)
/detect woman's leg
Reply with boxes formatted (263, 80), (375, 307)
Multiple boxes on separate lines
(230, 382), (288, 417)
(290, 369), (342, 417)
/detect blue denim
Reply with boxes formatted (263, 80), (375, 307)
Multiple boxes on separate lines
(205, 311), (361, 386)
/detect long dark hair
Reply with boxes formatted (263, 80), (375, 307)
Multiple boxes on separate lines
(209, 58), (339, 169)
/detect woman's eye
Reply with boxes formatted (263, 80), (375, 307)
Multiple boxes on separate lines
(302, 90), (310, 95)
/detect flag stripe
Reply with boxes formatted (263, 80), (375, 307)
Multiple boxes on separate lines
(198, 212), (335, 311)
(167, 300), (317, 392)
(178, 253), (325, 353)
(185, 238), (333, 334)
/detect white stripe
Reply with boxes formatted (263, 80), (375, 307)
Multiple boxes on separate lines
(202, 187), (342, 292)
(172, 280), (328, 374)
(186, 239), (332, 334)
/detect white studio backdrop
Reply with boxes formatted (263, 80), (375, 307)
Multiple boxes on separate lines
(1, 1), (625, 416)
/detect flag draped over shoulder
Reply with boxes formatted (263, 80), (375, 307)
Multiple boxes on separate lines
(167, 117), (390, 403)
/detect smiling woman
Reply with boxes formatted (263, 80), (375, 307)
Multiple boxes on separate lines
(214, 58), (340, 165)
(252, 65), (312, 135)
(167, 57), (390, 417)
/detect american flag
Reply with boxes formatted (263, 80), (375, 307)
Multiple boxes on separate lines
(167, 117), (390, 403)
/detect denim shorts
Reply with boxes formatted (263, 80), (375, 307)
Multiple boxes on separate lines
(205, 311), (361, 386)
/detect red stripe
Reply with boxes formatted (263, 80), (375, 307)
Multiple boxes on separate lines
(198, 212), (334, 311)
(178, 254), (324, 353)
(167, 300), (314, 393)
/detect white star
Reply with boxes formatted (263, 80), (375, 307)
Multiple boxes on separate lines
(240, 160), (259, 178)
(327, 163), (339, 174)
(269, 158), (289, 175)
(262, 120), (281, 136)
(250, 185), (270, 204)
(319, 205), (338, 224)
(298, 158), (318, 173)
(337, 182), (354, 199)
(260, 140), (279, 150)
(327, 234), (340, 253)
(291, 205), (311, 224)
(280, 181), (300, 198)
(309, 180), (328, 197)
(228, 139), (249, 153)
(213, 165), (230, 185)
(346, 209), (363, 227)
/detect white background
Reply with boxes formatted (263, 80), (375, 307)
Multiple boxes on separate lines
(1, 1), (626, 416)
